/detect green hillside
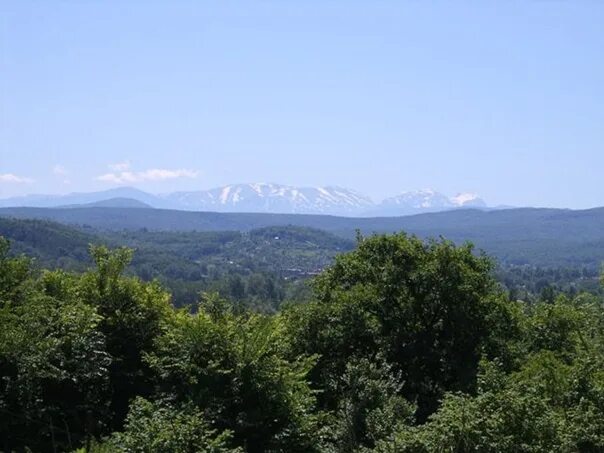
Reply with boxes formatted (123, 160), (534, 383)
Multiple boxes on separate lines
(0, 217), (353, 309)
(2, 206), (604, 268)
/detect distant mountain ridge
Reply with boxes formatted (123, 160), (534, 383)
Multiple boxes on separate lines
(0, 183), (490, 216)
(59, 197), (153, 209)
(0, 187), (173, 209)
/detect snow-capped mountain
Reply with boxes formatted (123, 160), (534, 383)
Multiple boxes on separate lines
(0, 184), (492, 216)
(381, 189), (453, 210)
(450, 193), (487, 208)
(374, 189), (487, 216)
(164, 183), (374, 215)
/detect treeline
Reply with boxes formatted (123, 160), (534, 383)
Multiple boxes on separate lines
(497, 264), (602, 303)
(1, 233), (603, 452)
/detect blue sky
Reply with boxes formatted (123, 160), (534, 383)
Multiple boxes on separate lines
(1, 1), (603, 207)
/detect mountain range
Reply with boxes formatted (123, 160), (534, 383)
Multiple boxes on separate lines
(0, 183), (489, 216)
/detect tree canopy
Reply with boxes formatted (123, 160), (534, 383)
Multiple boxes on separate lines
(1, 233), (603, 452)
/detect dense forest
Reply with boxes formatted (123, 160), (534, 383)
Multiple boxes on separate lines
(1, 230), (604, 452)
(0, 218), (355, 310)
(4, 205), (604, 270)
(1, 217), (601, 312)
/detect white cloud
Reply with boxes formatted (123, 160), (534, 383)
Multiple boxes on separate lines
(108, 161), (131, 172)
(96, 168), (198, 184)
(0, 173), (34, 183)
(53, 164), (68, 176)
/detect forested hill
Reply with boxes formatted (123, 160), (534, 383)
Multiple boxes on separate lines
(0, 217), (352, 271)
(2, 205), (604, 267)
(0, 217), (354, 309)
(0, 217), (98, 270)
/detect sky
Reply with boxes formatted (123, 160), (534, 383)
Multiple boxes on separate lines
(1, 1), (603, 208)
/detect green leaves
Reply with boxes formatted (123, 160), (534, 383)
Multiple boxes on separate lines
(372, 296), (604, 453)
(326, 357), (414, 451)
(100, 397), (241, 453)
(1, 234), (604, 452)
(289, 233), (510, 420)
(146, 297), (319, 452)
(0, 236), (31, 305)
(0, 277), (111, 451)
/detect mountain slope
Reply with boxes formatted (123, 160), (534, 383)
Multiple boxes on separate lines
(165, 183), (374, 215)
(375, 189), (487, 216)
(451, 193), (487, 208)
(0, 217), (98, 270)
(59, 197), (153, 209)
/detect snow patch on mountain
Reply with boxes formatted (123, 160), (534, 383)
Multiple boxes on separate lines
(451, 193), (487, 207)
(373, 189), (488, 216)
(164, 183), (374, 215)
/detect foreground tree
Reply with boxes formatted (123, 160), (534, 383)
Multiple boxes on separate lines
(1, 234), (603, 451)
(285, 233), (518, 423)
(0, 249), (111, 451)
(146, 293), (320, 452)
(78, 245), (175, 430)
(89, 397), (240, 453)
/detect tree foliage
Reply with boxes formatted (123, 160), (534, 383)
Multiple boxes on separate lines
(286, 233), (515, 420)
(0, 232), (603, 452)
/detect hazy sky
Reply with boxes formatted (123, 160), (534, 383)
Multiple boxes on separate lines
(1, 1), (603, 207)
